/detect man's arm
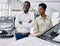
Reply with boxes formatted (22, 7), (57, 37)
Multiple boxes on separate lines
(19, 21), (22, 24)
(15, 15), (23, 28)
(23, 14), (34, 28)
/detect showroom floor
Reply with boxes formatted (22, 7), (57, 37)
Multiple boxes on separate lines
(0, 37), (16, 46)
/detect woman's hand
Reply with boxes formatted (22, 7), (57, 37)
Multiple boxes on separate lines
(29, 32), (41, 37)
(34, 32), (41, 37)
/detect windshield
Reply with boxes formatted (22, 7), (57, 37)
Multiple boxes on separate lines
(40, 23), (60, 41)
(0, 17), (14, 23)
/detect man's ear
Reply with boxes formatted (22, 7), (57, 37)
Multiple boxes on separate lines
(44, 9), (46, 12)
(29, 6), (30, 8)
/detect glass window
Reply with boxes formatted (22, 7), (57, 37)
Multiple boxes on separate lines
(0, 0), (9, 16)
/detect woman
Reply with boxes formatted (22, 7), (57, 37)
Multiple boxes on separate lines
(33, 3), (53, 37)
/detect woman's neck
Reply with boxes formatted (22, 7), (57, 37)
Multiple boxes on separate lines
(41, 14), (46, 21)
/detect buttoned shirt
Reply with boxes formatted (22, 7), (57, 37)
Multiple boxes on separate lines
(34, 16), (53, 35)
(15, 11), (34, 33)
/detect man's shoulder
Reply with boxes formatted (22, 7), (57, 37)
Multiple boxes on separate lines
(29, 11), (34, 15)
(19, 11), (24, 14)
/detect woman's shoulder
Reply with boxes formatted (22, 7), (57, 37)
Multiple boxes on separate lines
(35, 16), (41, 20)
(46, 16), (52, 19)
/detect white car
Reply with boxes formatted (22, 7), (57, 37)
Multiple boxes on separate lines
(40, 23), (60, 45)
(0, 16), (15, 38)
(5, 37), (59, 46)
(5, 23), (60, 46)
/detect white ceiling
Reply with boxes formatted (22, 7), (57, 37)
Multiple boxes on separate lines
(0, 0), (8, 3)
(19, 0), (60, 2)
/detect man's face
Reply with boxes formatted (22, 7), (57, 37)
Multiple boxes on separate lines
(23, 3), (30, 11)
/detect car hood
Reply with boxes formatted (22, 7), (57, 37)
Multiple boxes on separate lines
(0, 23), (13, 29)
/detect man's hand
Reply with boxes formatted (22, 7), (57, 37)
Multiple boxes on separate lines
(28, 20), (32, 23)
(19, 21), (22, 24)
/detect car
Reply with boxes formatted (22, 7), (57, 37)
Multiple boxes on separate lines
(5, 37), (59, 46)
(0, 16), (15, 38)
(40, 23), (60, 45)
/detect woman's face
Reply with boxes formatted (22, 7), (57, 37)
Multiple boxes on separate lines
(38, 6), (45, 15)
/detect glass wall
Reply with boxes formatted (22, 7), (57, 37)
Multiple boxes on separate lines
(0, 0), (9, 16)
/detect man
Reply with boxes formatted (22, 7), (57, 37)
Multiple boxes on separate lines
(15, 1), (34, 40)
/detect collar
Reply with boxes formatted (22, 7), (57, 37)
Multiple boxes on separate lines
(39, 15), (49, 19)
(22, 11), (30, 15)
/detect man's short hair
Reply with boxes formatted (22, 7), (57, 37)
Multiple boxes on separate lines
(24, 1), (30, 7)
(39, 3), (47, 10)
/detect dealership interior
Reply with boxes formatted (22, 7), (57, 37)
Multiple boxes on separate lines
(0, 0), (60, 46)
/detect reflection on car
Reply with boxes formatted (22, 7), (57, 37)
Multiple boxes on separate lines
(0, 16), (15, 38)
(40, 23), (60, 45)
